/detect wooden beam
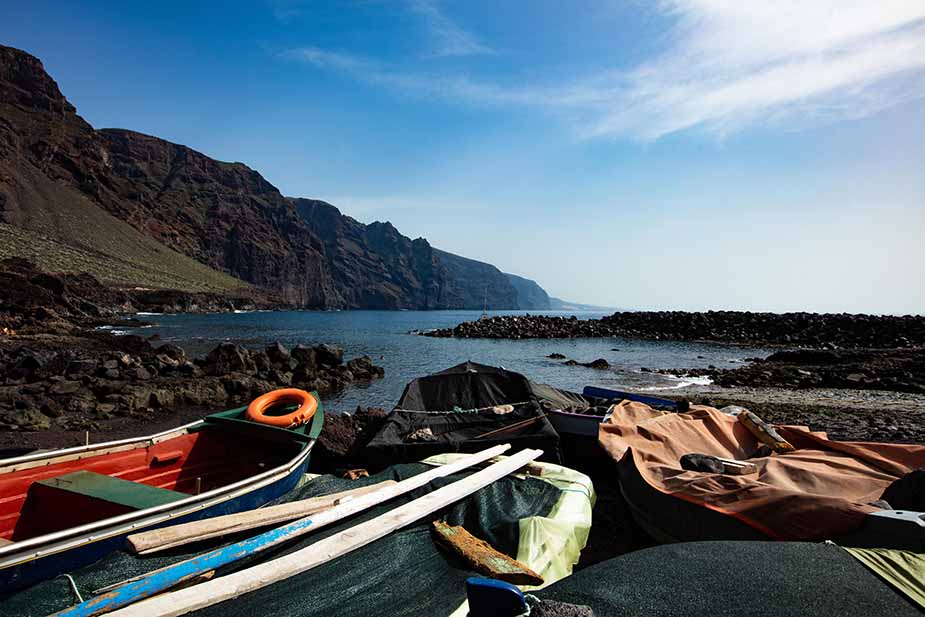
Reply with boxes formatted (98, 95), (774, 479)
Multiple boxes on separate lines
(432, 520), (543, 585)
(126, 481), (396, 555)
(56, 443), (513, 617)
(107, 448), (543, 617)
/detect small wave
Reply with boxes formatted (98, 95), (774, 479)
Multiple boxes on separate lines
(638, 374), (713, 391)
(109, 329), (128, 336)
(136, 312), (163, 316)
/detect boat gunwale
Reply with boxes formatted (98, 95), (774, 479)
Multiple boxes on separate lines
(0, 426), (314, 568)
(0, 421), (204, 472)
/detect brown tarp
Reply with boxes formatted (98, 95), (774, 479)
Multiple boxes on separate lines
(598, 401), (925, 541)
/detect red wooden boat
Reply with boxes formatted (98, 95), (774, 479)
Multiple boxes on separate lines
(0, 391), (323, 593)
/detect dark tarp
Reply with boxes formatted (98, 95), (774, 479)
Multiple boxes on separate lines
(533, 541), (923, 617)
(364, 362), (562, 467)
(1, 462), (561, 617)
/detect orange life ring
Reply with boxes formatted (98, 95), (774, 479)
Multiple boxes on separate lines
(246, 388), (317, 428)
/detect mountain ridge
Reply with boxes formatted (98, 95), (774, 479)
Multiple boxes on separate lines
(0, 44), (557, 310)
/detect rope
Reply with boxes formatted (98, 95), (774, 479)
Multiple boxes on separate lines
(394, 401), (532, 414)
(474, 413), (548, 440)
(59, 574), (84, 604)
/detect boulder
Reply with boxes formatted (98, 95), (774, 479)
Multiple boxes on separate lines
(315, 344), (344, 367)
(66, 359), (98, 377)
(0, 408), (50, 431)
(345, 356), (385, 379)
(49, 380), (81, 395)
(203, 343), (256, 376)
(265, 341), (291, 364)
(291, 344), (316, 367)
(157, 343), (187, 362)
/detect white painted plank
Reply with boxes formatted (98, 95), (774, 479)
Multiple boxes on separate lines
(110, 448), (543, 617)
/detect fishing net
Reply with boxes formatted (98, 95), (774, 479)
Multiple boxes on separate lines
(1, 457), (593, 616)
(532, 541), (923, 617)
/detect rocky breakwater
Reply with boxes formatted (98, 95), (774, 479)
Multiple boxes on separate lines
(682, 348), (925, 394)
(0, 339), (383, 432)
(424, 311), (925, 348)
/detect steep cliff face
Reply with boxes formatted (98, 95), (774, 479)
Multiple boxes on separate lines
(0, 45), (334, 305)
(505, 273), (552, 310)
(292, 198), (445, 309)
(0, 45), (554, 309)
(432, 249), (519, 310)
(293, 199), (525, 310)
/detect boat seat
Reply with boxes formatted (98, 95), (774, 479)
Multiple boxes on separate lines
(14, 471), (189, 540)
(33, 471), (188, 511)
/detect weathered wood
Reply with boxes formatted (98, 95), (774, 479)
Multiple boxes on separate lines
(738, 411), (795, 453)
(107, 448), (543, 617)
(56, 443), (513, 617)
(126, 480), (396, 555)
(714, 457), (759, 475)
(432, 520), (544, 585)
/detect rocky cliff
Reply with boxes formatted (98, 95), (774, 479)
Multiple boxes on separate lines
(0, 45), (553, 309)
(506, 273), (552, 310)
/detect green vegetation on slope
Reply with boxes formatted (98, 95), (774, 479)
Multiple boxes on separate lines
(0, 223), (244, 292)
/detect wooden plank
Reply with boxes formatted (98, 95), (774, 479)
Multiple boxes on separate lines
(56, 443), (514, 617)
(126, 480), (397, 555)
(108, 448), (544, 617)
(432, 520), (544, 585)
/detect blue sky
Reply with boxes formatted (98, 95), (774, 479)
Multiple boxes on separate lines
(3, 1), (924, 313)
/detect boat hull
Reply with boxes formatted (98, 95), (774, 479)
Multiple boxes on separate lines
(0, 401), (323, 595)
(0, 453), (310, 594)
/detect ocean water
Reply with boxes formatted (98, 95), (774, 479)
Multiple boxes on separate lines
(123, 310), (772, 412)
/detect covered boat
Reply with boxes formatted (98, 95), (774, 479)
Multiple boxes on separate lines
(517, 541), (925, 616)
(599, 400), (925, 550)
(536, 384), (681, 438)
(364, 362), (562, 467)
(0, 393), (323, 593)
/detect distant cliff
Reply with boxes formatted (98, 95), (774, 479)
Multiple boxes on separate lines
(0, 44), (555, 310)
(505, 273), (552, 310)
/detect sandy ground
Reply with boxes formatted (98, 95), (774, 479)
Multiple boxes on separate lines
(650, 384), (925, 443)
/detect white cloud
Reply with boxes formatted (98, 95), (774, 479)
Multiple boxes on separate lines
(284, 2), (925, 140)
(408, 0), (494, 57)
(588, 0), (925, 139)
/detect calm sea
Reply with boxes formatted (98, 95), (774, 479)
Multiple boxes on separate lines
(119, 310), (771, 412)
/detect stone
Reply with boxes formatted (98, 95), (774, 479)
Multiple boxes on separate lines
(345, 356), (384, 379)
(155, 354), (180, 370)
(266, 341), (291, 363)
(0, 408), (50, 430)
(157, 343), (187, 362)
(132, 367), (152, 381)
(204, 343), (256, 376)
(546, 353), (566, 359)
(66, 359), (98, 376)
(252, 351), (271, 374)
(292, 363), (316, 386)
(49, 380), (81, 395)
(291, 344), (316, 367)
(584, 358), (610, 369)
(149, 389), (176, 409)
(40, 398), (63, 418)
(314, 344), (344, 367)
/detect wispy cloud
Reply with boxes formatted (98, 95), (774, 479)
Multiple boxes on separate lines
(408, 0), (494, 57)
(283, 2), (925, 140)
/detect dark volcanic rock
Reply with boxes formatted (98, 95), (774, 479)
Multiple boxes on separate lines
(672, 348), (925, 394)
(0, 331), (385, 432)
(203, 343), (256, 376)
(425, 311), (925, 349)
(314, 343), (344, 367)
